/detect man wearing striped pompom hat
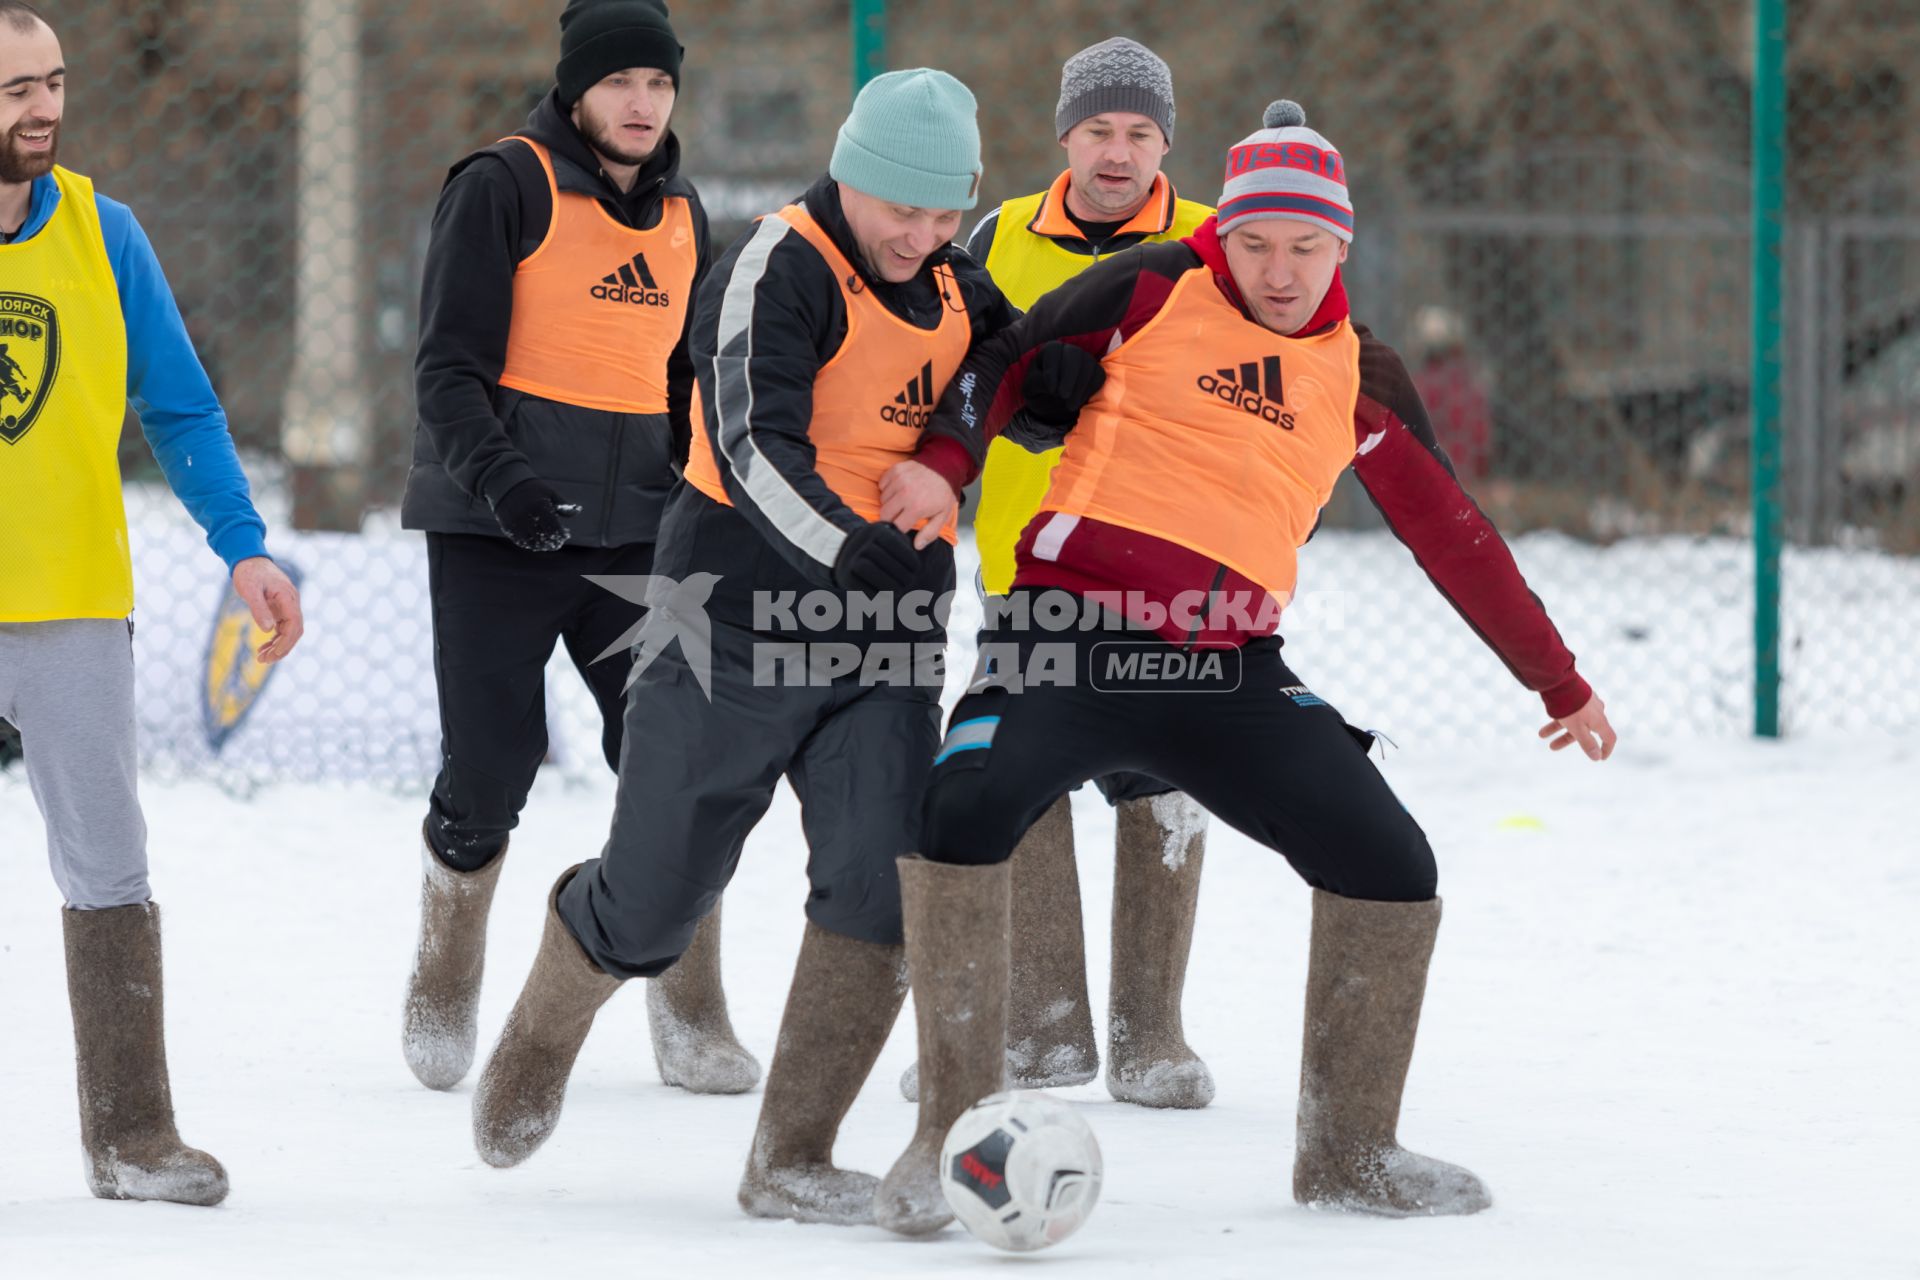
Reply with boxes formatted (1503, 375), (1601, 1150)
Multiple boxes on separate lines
(880, 99), (1617, 1232)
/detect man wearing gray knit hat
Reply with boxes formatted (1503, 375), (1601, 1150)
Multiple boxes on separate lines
(1056, 34), (1175, 142)
(909, 35), (1218, 1119)
(474, 68), (1019, 1228)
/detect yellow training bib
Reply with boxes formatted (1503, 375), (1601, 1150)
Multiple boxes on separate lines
(972, 172), (1211, 595)
(0, 166), (133, 621)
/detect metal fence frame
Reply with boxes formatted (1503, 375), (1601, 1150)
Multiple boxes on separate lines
(848, 0), (1797, 736)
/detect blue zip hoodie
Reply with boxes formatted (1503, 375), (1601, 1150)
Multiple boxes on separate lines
(5, 172), (270, 570)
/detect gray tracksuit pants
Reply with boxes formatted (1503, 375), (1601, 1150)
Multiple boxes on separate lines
(0, 618), (149, 908)
(558, 617), (941, 979)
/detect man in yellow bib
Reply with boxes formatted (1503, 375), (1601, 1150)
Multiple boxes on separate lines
(399, 0), (753, 1099)
(929, 37), (1220, 1112)
(0, 0), (303, 1207)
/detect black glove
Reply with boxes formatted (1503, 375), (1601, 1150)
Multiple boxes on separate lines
(491, 478), (578, 552)
(832, 521), (919, 594)
(1021, 341), (1107, 428)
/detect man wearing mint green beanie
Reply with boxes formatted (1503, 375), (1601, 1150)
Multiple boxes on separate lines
(472, 68), (1019, 1226)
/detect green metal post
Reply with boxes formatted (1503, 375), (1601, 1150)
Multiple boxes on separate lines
(851, 0), (886, 98)
(1751, 0), (1785, 738)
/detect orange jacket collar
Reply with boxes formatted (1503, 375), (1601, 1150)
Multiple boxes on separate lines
(1027, 169), (1178, 242)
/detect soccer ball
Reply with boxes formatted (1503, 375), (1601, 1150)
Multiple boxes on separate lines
(939, 1090), (1103, 1252)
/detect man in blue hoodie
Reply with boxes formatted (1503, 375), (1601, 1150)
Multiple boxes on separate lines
(0, 0), (303, 1207)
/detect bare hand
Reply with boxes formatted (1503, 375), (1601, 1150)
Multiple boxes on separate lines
(232, 556), (304, 663)
(1538, 693), (1616, 761)
(879, 460), (958, 551)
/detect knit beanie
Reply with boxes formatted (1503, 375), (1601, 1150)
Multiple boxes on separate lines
(830, 69), (983, 210)
(1216, 100), (1353, 242)
(556, 0), (682, 107)
(1055, 36), (1175, 142)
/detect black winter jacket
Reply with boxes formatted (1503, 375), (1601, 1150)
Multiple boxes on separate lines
(402, 89), (711, 546)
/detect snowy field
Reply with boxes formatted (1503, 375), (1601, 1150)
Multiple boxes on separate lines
(5, 507), (1917, 1274)
(4, 726), (1916, 1277)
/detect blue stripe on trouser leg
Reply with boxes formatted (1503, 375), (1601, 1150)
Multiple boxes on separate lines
(932, 715), (999, 766)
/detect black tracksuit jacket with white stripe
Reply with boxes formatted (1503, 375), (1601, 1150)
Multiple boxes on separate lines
(673, 175), (1016, 642)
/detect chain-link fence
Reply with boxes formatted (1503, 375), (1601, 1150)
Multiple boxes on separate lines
(29, 0), (1920, 786)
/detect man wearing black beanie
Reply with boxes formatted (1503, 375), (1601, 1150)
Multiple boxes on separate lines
(556, 0), (681, 107)
(400, 0), (756, 1103)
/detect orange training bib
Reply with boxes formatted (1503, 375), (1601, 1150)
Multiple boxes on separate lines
(1038, 266), (1361, 608)
(496, 137), (696, 414)
(686, 203), (970, 544)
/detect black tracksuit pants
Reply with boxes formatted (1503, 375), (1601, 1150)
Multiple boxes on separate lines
(557, 618), (942, 979)
(923, 600), (1437, 902)
(424, 531), (654, 870)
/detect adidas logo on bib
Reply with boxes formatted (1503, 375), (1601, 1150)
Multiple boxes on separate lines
(1196, 356), (1295, 429)
(590, 252), (672, 306)
(881, 360), (936, 428)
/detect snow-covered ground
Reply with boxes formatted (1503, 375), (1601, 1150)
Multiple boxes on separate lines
(8, 502), (1916, 1272)
(3, 727), (1915, 1277)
